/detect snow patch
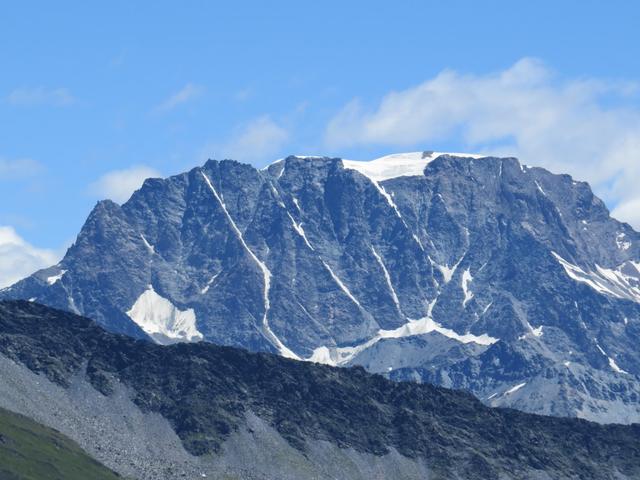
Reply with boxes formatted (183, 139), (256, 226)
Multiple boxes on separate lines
(552, 252), (640, 303)
(519, 318), (544, 340)
(308, 346), (335, 365)
(436, 256), (464, 284)
(67, 295), (80, 315)
(307, 316), (498, 367)
(200, 273), (219, 294)
(596, 342), (629, 374)
(46, 270), (67, 285)
(531, 325), (543, 337)
(461, 268), (474, 307)
(616, 233), (631, 251)
(608, 357), (629, 374)
(126, 285), (203, 344)
(342, 151), (485, 182)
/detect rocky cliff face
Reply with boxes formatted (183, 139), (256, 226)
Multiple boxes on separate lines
(1, 300), (639, 480)
(2, 151), (640, 422)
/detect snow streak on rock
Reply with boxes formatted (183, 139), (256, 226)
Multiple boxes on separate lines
(371, 246), (401, 314)
(552, 252), (640, 304)
(201, 171), (299, 359)
(46, 270), (66, 286)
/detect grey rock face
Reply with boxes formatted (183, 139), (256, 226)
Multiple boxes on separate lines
(2, 153), (640, 423)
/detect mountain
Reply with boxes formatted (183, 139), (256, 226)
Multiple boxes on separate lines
(0, 405), (121, 480)
(0, 300), (639, 480)
(2, 151), (640, 423)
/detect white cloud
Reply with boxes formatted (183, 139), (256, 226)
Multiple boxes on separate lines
(0, 158), (44, 179)
(154, 83), (204, 112)
(206, 115), (290, 164)
(612, 198), (640, 231)
(325, 58), (640, 229)
(6, 87), (75, 107)
(0, 226), (60, 288)
(89, 165), (161, 204)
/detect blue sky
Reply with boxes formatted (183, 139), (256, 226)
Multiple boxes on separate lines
(1, 1), (640, 286)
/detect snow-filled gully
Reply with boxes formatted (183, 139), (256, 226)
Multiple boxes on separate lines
(201, 171), (300, 359)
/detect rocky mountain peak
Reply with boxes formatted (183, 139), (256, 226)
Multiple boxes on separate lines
(2, 151), (639, 423)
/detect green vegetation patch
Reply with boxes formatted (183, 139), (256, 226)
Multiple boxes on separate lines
(0, 407), (120, 480)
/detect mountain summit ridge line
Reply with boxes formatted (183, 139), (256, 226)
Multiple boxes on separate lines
(2, 151), (640, 423)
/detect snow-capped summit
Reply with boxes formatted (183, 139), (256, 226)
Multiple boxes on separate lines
(343, 151), (486, 181)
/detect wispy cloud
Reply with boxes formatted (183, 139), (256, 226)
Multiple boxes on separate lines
(6, 87), (75, 107)
(0, 157), (44, 179)
(0, 226), (60, 288)
(233, 87), (253, 102)
(154, 83), (204, 113)
(203, 115), (290, 164)
(89, 165), (161, 204)
(325, 58), (640, 229)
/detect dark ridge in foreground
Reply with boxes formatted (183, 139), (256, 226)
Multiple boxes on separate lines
(0, 300), (639, 480)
